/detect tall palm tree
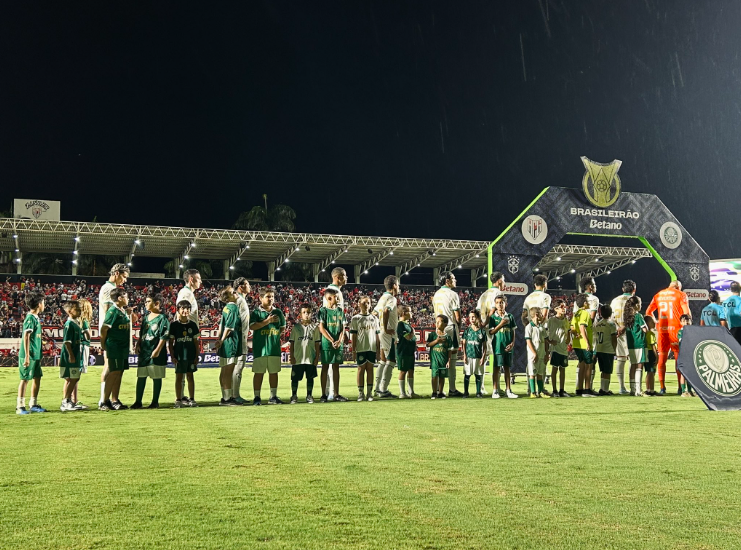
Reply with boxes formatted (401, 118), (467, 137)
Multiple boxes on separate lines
(77, 255), (124, 277)
(279, 262), (312, 282)
(232, 197), (296, 232)
(232, 197), (306, 280)
(23, 253), (71, 275)
(229, 260), (254, 280)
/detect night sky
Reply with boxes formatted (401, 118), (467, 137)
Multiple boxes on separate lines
(2, 1), (739, 289)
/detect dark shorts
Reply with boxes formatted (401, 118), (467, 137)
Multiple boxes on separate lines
(398, 355), (415, 371)
(357, 351), (376, 365)
(431, 364), (448, 378)
(550, 352), (569, 368)
(644, 350), (658, 373)
(596, 352), (614, 374)
(107, 354), (129, 372)
(175, 360), (198, 374)
(291, 364), (318, 381)
(493, 352), (512, 368)
(574, 349), (595, 364)
(19, 360), (43, 380)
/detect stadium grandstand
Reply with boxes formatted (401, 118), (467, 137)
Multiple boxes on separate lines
(0, 218), (491, 283)
(0, 218), (655, 359)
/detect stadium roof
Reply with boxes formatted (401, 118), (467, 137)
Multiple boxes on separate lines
(0, 218), (491, 280)
(535, 244), (652, 281)
(0, 219), (652, 283)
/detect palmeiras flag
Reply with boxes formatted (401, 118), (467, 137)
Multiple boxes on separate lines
(676, 326), (741, 411)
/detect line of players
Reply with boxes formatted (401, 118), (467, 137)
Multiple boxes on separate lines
(14, 263), (729, 413)
(511, 273), (730, 398)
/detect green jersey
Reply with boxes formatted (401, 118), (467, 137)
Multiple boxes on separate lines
(396, 321), (417, 357)
(489, 312), (516, 355)
(103, 306), (131, 357)
(463, 326), (485, 359)
(249, 306), (285, 357)
(625, 313), (647, 350)
(218, 303), (244, 359)
(19, 313), (42, 363)
(427, 332), (452, 371)
(81, 319), (91, 346)
(60, 318), (83, 368)
(318, 307), (344, 350)
(138, 313), (170, 367)
(168, 320), (200, 362)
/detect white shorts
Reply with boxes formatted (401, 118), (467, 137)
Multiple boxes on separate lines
(219, 356), (237, 368)
(253, 356), (282, 374)
(137, 364), (167, 379)
(628, 348), (646, 365)
(59, 366), (81, 379)
(235, 355), (248, 370)
(527, 359), (546, 377)
(463, 357), (484, 376)
(379, 333), (396, 353)
(615, 333), (628, 358)
(445, 324), (460, 351)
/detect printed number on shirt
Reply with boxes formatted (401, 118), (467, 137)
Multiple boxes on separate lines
(659, 302), (673, 319)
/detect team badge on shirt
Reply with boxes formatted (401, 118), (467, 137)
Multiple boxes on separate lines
(581, 156), (622, 208)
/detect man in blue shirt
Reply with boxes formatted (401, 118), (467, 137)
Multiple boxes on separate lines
(721, 282), (741, 343)
(701, 290), (727, 327)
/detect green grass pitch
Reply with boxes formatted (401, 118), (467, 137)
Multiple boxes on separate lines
(1, 363), (740, 550)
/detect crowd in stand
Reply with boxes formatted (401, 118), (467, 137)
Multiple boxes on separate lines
(0, 277), (540, 336)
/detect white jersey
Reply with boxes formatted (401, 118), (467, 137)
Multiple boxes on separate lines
(433, 286), (460, 327)
(322, 284), (345, 312)
(176, 285), (199, 326)
(574, 292), (600, 316)
(235, 293), (251, 351)
(593, 319), (617, 354)
(350, 313), (380, 353)
(610, 294), (632, 330)
(525, 322), (546, 362)
(523, 290), (551, 322)
(98, 280), (116, 331)
(547, 316), (570, 356)
(477, 287), (503, 317)
(374, 292), (399, 338)
(289, 323), (320, 365)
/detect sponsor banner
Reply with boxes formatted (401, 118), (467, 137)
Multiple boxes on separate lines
(13, 198), (61, 221)
(676, 326), (741, 411)
(36, 325), (442, 352)
(0, 350), (436, 368)
(501, 282), (528, 296)
(684, 289), (710, 301)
